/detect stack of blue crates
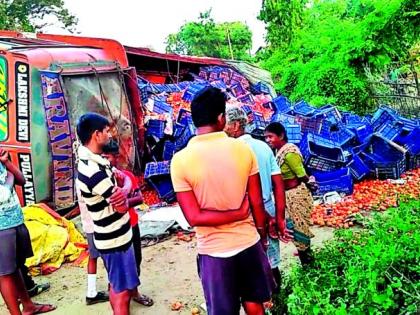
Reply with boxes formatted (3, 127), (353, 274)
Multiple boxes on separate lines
(300, 133), (346, 172)
(247, 111), (268, 137)
(146, 119), (165, 139)
(312, 167), (354, 196)
(144, 161), (176, 202)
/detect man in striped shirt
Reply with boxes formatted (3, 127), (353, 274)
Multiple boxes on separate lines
(76, 113), (139, 315)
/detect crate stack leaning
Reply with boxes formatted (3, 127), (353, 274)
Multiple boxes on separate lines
(138, 66), (419, 203)
(138, 66), (275, 204)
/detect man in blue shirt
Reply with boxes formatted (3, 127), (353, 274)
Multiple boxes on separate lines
(0, 147), (56, 314)
(225, 106), (290, 293)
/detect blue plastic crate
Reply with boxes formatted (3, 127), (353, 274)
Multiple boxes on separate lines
(152, 101), (173, 115)
(138, 83), (150, 104)
(146, 119), (166, 139)
(176, 108), (193, 126)
(285, 124), (302, 144)
(241, 105), (253, 115)
(362, 134), (407, 179)
(144, 161), (176, 202)
(347, 152), (371, 180)
(272, 96), (292, 114)
(293, 100), (316, 116)
(231, 83), (246, 97)
(394, 127), (420, 170)
(377, 122), (403, 141)
(371, 106), (399, 131)
(175, 123), (196, 152)
(182, 83), (208, 102)
(316, 105), (342, 124)
(332, 128), (355, 147)
(299, 133), (345, 171)
(237, 93), (254, 104)
(210, 79), (227, 91)
(219, 68), (232, 84)
(271, 112), (296, 125)
(173, 123), (184, 138)
(347, 122), (373, 144)
(163, 141), (176, 160)
(312, 168), (354, 196)
(342, 112), (363, 125)
(296, 115), (324, 134)
(251, 82), (271, 95)
(246, 111), (268, 136)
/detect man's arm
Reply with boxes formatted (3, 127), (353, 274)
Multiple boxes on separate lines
(128, 191), (144, 208)
(5, 171), (15, 191)
(0, 148), (25, 186)
(247, 173), (267, 241)
(272, 174), (292, 242)
(176, 191), (250, 227)
(4, 160), (25, 186)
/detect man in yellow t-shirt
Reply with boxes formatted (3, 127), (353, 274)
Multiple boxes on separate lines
(171, 87), (274, 315)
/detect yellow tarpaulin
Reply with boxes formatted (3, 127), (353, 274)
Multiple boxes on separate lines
(23, 204), (87, 275)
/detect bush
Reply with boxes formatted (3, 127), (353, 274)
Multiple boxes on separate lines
(284, 199), (420, 315)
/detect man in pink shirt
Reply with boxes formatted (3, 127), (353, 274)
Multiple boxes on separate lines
(171, 87), (274, 315)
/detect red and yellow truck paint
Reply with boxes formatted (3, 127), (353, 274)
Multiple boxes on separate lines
(0, 31), (143, 212)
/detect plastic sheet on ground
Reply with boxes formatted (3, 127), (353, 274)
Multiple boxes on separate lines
(23, 204), (87, 275)
(139, 205), (191, 247)
(140, 205), (191, 231)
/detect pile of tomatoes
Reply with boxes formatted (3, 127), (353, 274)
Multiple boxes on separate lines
(311, 168), (420, 228)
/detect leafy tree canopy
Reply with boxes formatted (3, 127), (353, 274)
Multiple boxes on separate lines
(166, 9), (252, 61)
(258, 0), (419, 113)
(0, 0), (77, 32)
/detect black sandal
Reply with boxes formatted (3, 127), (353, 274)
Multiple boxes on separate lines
(133, 294), (154, 307)
(28, 283), (51, 298)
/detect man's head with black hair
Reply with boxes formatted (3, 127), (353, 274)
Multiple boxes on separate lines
(191, 86), (226, 131)
(76, 113), (111, 153)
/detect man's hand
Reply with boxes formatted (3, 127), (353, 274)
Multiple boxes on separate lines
(277, 219), (294, 243)
(268, 216), (278, 240)
(110, 187), (128, 213)
(0, 148), (9, 164)
(261, 235), (269, 251)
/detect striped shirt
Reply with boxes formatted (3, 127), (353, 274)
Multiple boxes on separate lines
(76, 145), (132, 253)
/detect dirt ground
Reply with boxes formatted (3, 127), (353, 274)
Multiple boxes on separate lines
(0, 226), (334, 315)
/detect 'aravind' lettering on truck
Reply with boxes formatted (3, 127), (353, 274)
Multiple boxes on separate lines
(15, 62), (30, 142)
(41, 72), (75, 209)
(18, 153), (36, 206)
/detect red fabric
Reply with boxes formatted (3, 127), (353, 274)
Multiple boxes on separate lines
(122, 170), (140, 226)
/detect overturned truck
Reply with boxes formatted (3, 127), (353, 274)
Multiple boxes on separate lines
(0, 31), (143, 212)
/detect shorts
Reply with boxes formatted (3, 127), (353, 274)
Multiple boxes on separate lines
(132, 224), (142, 276)
(197, 242), (274, 315)
(86, 233), (100, 259)
(0, 224), (33, 276)
(101, 245), (140, 293)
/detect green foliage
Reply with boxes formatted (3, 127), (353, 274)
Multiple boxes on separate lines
(165, 9), (252, 61)
(258, 0), (306, 48)
(259, 0), (420, 113)
(285, 199), (420, 315)
(0, 0), (77, 32)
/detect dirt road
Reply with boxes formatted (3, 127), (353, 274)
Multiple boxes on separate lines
(0, 226), (334, 315)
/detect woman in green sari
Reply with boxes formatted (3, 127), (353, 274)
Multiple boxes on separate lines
(264, 122), (315, 266)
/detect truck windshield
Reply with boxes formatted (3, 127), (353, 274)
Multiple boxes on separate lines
(61, 71), (135, 169)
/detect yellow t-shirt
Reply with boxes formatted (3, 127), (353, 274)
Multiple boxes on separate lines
(170, 132), (260, 256)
